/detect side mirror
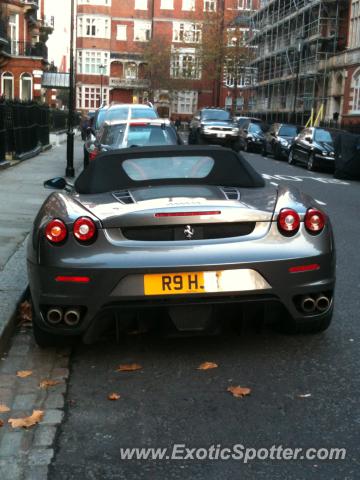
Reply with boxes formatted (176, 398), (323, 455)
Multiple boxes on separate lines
(305, 136), (312, 143)
(44, 177), (67, 190)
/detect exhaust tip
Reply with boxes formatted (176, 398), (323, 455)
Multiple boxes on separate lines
(315, 295), (330, 313)
(300, 296), (316, 314)
(63, 309), (81, 326)
(46, 308), (63, 325)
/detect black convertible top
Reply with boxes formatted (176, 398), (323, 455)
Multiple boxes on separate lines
(75, 145), (265, 194)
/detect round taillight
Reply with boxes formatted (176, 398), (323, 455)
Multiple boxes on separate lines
(45, 219), (67, 243)
(277, 208), (300, 235)
(73, 217), (96, 242)
(305, 208), (325, 234)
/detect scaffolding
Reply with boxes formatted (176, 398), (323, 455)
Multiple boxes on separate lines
(246, 0), (349, 125)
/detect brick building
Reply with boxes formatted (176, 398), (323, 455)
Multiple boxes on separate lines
(75, 0), (259, 117)
(0, 0), (54, 102)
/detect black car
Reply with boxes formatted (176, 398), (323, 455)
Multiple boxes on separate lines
(262, 123), (299, 160)
(188, 108), (239, 147)
(237, 121), (267, 152)
(235, 116), (263, 129)
(87, 119), (183, 162)
(288, 127), (335, 171)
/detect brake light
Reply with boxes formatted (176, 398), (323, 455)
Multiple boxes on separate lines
(129, 122), (149, 126)
(73, 217), (96, 242)
(89, 148), (99, 161)
(277, 208), (300, 235)
(45, 219), (67, 243)
(155, 211), (221, 217)
(305, 208), (325, 234)
(289, 264), (320, 273)
(55, 276), (90, 283)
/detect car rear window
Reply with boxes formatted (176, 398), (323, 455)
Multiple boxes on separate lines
(202, 110), (230, 121)
(105, 108), (130, 122)
(123, 156), (215, 181)
(130, 108), (158, 119)
(126, 125), (177, 147)
(279, 125), (298, 136)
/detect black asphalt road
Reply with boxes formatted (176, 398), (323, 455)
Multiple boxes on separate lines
(51, 150), (360, 480)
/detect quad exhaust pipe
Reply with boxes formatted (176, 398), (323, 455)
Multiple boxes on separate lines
(63, 309), (81, 326)
(299, 294), (331, 314)
(46, 308), (63, 325)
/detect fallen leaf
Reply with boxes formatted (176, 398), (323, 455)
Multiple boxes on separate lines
(197, 362), (218, 370)
(18, 300), (32, 326)
(8, 410), (44, 429)
(227, 386), (251, 398)
(108, 393), (121, 401)
(116, 363), (142, 372)
(16, 370), (33, 378)
(0, 404), (10, 413)
(298, 393), (312, 398)
(39, 379), (61, 389)
(0, 419), (4, 427)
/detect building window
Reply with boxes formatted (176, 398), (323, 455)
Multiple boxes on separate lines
(9, 13), (19, 55)
(171, 48), (201, 79)
(352, 70), (360, 113)
(172, 90), (198, 114)
(20, 73), (32, 101)
(236, 0), (252, 9)
(117, 25), (127, 41)
(134, 20), (151, 41)
(182, 0), (195, 10)
(1, 72), (14, 99)
(350, 1), (360, 48)
(77, 85), (109, 110)
(125, 63), (137, 79)
(160, 0), (174, 8)
(135, 0), (147, 10)
(77, 16), (110, 39)
(78, 0), (111, 5)
(77, 50), (109, 75)
(204, 0), (216, 12)
(173, 22), (202, 43)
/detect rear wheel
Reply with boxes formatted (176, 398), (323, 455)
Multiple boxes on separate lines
(307, 153), (316, 171)
(262, 145), (268, 157)
(244, 141), (251, 153)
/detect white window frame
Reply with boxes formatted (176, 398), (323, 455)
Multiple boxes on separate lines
(352, 69), (360, 113)
(182, 0), (195, 10)
(133, 20), (152, 42)
(171, 48), (201, 80)
(9, 13), (19, 55)
(1, 72), (14, 99)
(204, 0), (216, 12)
(160, 0), (174, 9)
(77, 85), (109, 110)
(77, 50), (109, 75)
(77, 0), (111, 5)
(173, 22), (202, 43)
(135, 0), (147, 10)
(20, 73), (33, 101)
(236, 0), (252, 10)
(116, 25), (127, 41)
(77, 15), (110, 39)
(171, 90), (198, 114)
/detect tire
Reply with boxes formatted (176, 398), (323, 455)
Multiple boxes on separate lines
(244, 141), (251, 153)
(262, 145), (268, 157)
(274, 145), (282, 160)
(33, 320), (78, 348)
(288, 148), (295, 165)
(307, 153), (316, 171)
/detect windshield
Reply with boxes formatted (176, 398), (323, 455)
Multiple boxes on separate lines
(314, 129), (333, 143)
(105, 108), (130, 122)
(126, 125), (177, 147)
(123, 156), (215, 181)
(279, 125), (298, 137)
(249, 123), (263, 133)
(130, 108), (158, 119)
(102, 125), (126, 146)
(202, 110), (230, 121)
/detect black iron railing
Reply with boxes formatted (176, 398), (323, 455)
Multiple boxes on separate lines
(10, 40), (47, 59)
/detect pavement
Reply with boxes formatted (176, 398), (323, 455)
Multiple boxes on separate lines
(0, 136), (82, 479)
(0, 138), (359, 479)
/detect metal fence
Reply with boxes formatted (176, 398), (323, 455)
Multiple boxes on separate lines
(0, 100), (50, 161)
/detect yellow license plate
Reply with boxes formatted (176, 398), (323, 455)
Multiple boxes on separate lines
(144, 272), (206, 295)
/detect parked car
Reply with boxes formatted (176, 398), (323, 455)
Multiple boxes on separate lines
(262, 123), (299, 160)
(87, 119), (183, 162)
(84, 104), (159, 168)
(237, 121), (267, 152)
(235, 116), (263, 128)
(188, 108), (239, 148)
(288, 127), (336, 171)
(29, 145), (335, 346)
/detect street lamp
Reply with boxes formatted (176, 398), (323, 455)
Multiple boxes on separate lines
(99, 64), (105, 107)
(66, 0), (75, 178)
(292, 36), (304, 125)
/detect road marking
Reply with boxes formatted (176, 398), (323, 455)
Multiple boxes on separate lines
(270, 182), (279, 186)
(315, 199), (327, 206)
(262, 173), (350, 185)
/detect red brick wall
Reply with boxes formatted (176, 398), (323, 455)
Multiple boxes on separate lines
(110, 89), (133, 103)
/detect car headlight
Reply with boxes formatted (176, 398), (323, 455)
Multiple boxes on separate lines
(232, 128), (239, 134)
(247, 134), (254, 140)
(279, 138), (289, 147)
(322, 151), (328, 156)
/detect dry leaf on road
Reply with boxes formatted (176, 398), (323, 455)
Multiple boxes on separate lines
(0, 419), (4, 427)
(197, 362), (218, 370)
(0, 404), (10, 413)
(39, 379), (61, 389)
(16, 370), (33, 378)
(108, 393), (121, 401)
(116, 363), (142, 372)
(8, 410), (44, 429)
(18, 300), (32, 326)
(227, 386), (251, 398)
